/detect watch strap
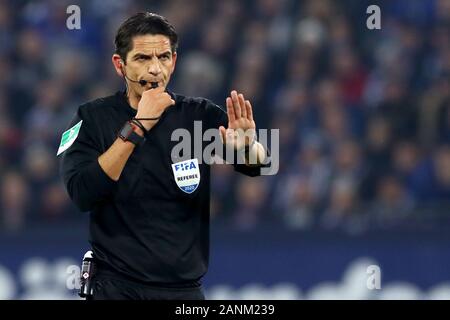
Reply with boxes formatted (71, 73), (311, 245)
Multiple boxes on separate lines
(118, 121), (145, 146)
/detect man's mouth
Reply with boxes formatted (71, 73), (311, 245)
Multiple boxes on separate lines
(143, 80), (162, 88)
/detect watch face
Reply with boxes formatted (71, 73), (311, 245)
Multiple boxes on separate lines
(119, 122), (134, 140)
(118, 121), (145, 145)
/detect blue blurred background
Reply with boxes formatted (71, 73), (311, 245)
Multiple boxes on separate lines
(1, 0), (450, 299)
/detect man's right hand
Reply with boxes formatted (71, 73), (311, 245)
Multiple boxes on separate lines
(135, 87), (175, 131)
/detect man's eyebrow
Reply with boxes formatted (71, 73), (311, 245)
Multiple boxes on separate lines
(132, 51), (172, 59)
(132, 53), (150, 59)
(158, 51), (172, 56)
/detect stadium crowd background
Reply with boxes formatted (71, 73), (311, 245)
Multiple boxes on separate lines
(1, 0), (450, 236)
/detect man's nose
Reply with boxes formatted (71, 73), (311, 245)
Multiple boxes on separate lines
(148, 57), (162, 75)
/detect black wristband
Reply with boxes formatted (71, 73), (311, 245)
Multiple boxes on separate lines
(131, 118), (147, 134)
(118, 121), (145, 146)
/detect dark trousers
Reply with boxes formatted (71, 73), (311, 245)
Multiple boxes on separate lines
(90, 269), (205, 300)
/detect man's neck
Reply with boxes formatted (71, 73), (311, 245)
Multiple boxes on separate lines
(127, 91), (140, 110)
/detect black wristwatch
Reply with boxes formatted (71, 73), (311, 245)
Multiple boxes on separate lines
(118, 121), (145, 146)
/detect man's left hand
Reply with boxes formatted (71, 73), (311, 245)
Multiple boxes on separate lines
(219, 90), (256, 151)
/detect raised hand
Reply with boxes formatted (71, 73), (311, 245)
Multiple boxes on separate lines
(219, 90), (256, 151)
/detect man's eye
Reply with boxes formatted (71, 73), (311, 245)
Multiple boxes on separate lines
(160, 55), (169, 61)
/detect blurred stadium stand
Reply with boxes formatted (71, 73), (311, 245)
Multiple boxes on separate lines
(1, 0), (450, 299)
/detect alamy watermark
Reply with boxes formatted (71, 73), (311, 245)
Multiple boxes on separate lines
(66, 5), (81, 30)
(170, 122), (279, 176)
(366, 5), (381, 30)
(366, 264), (382, 290)
(66, 264), (82, 290)
(67, 4), (381, 31)
(66, 262), (381, 292)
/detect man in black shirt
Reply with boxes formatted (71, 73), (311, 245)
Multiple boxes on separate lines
(58, 12), (268, 300)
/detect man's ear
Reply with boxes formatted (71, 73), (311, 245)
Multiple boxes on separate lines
(112, 54), (124, 77)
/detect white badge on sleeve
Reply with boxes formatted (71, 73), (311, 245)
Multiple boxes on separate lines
(171, 158), (200, 194)
(57, 120), (83, 156)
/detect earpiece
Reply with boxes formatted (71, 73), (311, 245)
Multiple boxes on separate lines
(119, 61), (124, 76)
(119, 59), (156, 88)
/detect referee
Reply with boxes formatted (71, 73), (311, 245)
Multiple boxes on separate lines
(58, 12), (268, 300)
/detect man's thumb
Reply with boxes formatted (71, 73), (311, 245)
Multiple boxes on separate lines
(219, 126), (226, 144)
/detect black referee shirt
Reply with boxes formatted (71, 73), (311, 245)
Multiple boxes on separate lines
(59, 90), (265, 285)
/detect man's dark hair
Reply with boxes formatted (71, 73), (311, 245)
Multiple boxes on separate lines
(114, 12), (178, 62)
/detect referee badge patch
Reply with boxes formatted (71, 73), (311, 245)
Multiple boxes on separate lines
(57, 120), (83, 156)
(171, 158), (200, 194)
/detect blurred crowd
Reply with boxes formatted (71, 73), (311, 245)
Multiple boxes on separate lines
(1, 0), (450, 234)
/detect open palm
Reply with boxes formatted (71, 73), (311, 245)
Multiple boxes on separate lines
(219, 90), (256, 151)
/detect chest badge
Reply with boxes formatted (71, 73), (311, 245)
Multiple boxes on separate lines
(171, 158), (201, 194)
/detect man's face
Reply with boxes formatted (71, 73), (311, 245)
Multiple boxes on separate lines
(119, 34), (177, 95)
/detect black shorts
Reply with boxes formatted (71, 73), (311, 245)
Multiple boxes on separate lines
(90, 266), (205, 300)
